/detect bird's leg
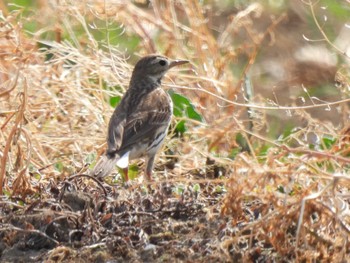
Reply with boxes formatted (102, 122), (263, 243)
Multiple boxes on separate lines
(122, 167), (132, 189)
(123, 167), (129, 182)
(145, 171), (152, 181)
(145, 155), (155, 181)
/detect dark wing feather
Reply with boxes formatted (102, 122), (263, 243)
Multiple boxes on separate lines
(106, 102), (127, 155)
(91, 95), (128, 177)
(118, 88), (172, 152)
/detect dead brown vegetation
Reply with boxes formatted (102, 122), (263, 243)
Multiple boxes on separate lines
(1, 0), (350, 262)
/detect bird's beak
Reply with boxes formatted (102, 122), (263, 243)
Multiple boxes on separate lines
(169, 59), (189, 68)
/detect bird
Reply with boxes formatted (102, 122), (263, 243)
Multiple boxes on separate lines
(90, 55), (189, 181)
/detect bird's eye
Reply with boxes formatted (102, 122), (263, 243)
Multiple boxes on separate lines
(159, 60), (166, 66)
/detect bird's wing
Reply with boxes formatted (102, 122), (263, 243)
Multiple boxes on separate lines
(91, 99), (127, 177)
(119, 88), (172, 152)
(106, 106), (127, 155)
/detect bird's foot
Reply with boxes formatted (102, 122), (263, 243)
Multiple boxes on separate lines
(122, 180), (133, 189)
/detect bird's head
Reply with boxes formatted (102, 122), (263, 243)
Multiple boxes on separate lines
(131, 55), (189, 84)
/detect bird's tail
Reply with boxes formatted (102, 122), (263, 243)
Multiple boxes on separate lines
(90, 153), (119, 178)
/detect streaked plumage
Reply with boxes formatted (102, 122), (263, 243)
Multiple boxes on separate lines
(90, 55), (188, 181)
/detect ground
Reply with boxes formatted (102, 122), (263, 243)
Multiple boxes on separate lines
(1, 169), (234, 262)
(1, 1), (350, 262)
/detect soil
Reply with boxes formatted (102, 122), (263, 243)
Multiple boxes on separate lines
(0, 168), (244, 262)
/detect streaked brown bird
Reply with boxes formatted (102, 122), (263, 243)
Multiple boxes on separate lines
(90, 55), (189, 181)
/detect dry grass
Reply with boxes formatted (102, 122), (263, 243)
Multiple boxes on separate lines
(1, 0), (350, 261)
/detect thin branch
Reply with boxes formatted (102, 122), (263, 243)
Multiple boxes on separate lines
(306, 0), (350, 59)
